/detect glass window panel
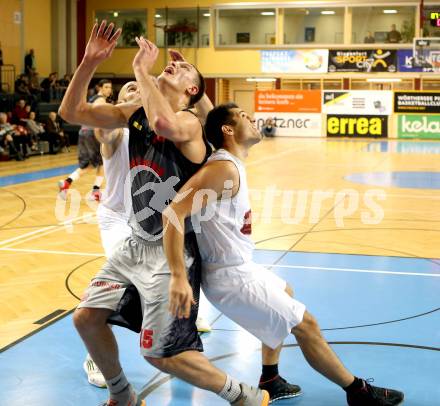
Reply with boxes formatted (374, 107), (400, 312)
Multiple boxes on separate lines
(217, 9), (276, 46)
(423, 6), (440, 37)
(283, 8), (344, 45)
(155, 8), (209, 48)
(351, 6), (416, 44)
(95, 9), (147, 48)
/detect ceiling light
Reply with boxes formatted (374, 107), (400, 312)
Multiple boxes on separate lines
(261, 11), (275, 16)
(383, 9), (398, 14)
(246, 77), (276, 82)
(203, 13), (210, 17)
(155, 14), (161, 18)
(321, 11), (335, 15)
(366, 78), (402, 82)
(113, 11), (119, 17)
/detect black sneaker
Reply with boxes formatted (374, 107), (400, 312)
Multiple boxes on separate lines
(258, 375), (302, 403)
(347, 379), (404, 406)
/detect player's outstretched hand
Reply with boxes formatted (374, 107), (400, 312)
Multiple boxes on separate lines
(133, 36), (159, 74)
(83, 20), (121, 65)
(169, 274), (195, 319)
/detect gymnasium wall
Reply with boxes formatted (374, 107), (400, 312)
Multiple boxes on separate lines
(0, 0), (52, 77)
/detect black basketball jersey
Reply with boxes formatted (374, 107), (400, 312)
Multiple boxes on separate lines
(127, 107), (211, 241)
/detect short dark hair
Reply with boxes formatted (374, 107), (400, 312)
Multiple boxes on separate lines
(97, 79), (112, 87)
(188, 67), (205, 107)
(204, 103), (238, 150)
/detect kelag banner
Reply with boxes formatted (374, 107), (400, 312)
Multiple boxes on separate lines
(327, 115), (388, 138)
(394, 92), (440, 114)
(328, 49), (397, 72)
(398, 115), (440, 139)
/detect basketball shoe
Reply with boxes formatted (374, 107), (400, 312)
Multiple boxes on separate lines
(83, 354), (106, 388)
(58, 179), (71, 199)
(231, 383), (270, 406)
(258, 375), (302, 403)
(347, 379), (404, 405)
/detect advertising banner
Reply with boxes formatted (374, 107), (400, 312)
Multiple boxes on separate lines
(328, 49), (397, 72)
(397, 114), (440, 139)
(327, 115), (388, 138)
(394, 91), (440, 114)
(255, 112), (322, 137)
(397, 50), (423, 72)
(261, 50), (329, 73)
(322, 91), (393, 116)
(255, 90), (321, 113)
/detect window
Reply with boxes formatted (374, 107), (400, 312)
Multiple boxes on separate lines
(283, 8), (344, 44)
(95, 9), (147, 48)
(216, 8), (276, 46)
(155, 8), (210, 48)
(351, 6), (416, 44)
(423, 5), (440, 37)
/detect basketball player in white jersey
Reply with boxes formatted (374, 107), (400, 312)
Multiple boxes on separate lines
(162, 103), (405, 406)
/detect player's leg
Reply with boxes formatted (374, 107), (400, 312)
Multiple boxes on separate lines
(87, 135), (104, 201)
(258, 283), (301, 402)
(291, 312), (404, 405)
(74, 239), (143, 406)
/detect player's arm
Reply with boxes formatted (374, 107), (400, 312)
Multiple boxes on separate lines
(162, 160), (239, 318)
(132, 37), (201, 143)
(59, 21), (135, 129)
(95, 127), (123, 159)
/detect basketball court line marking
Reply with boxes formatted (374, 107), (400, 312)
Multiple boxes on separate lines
(0, 245), (438, 278)
(0, 213), (96, 247)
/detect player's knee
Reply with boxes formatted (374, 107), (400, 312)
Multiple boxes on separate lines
(291, 311), (320, 338)
(144, 356), (170, 372)
(285, 283), (294, 297)
(73, 307), (107, 333)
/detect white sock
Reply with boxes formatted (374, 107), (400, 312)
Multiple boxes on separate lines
(106, 369), (129, 395)
(94, 175), (104, 188)
(218, 375), (242, 403)
(69, 168), (81, 182)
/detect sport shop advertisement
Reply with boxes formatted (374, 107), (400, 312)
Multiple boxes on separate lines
(254, 90), (322, 137)
(322, 91), (393, 116)
(328, 49), (397, 72)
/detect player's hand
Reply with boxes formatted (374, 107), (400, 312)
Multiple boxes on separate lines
(169, 274), (195, 319)
(168, 49), (185, 62)
(133, 37), (159, 74)
(83, 21), (121, 65)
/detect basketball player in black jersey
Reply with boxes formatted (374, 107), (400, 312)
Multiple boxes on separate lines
(60, 21), (269, 406)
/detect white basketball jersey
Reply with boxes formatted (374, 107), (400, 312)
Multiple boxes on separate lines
(196, 149), (255, 265)
(101, 128), (129, 214)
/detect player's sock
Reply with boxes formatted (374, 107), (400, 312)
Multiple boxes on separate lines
(105, 370), (132, 403)
(260, 364), (278, 382)
(69, 168), (81, 182)
(218, 374), (242, 403)
(94, 175), (104, 189)
(344, 377), (364, 392)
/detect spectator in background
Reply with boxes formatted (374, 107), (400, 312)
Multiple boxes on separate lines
(41, 72), (62, 102)
(58, 74), (72, 95)
(261, 117), (277, 137)
(24, 49), (36, 76)
(364, 31), (375, 43)
(22, 111), (44, 150)
(44, 111), (69, 154)
(15, 74), (32, 100)
(11, 99), (29, 124)
(0, 112), (29, 160)
(387, 24), (402, 43)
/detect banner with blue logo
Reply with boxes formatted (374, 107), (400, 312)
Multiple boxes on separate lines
(397, 50), (423, 72)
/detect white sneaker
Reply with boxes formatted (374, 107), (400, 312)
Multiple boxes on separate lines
(196, 316), (212, 333)
(83, 355), (106, 388)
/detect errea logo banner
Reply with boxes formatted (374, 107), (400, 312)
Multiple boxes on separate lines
(398, 115), (440, 139)
(327, 115), (388, 138)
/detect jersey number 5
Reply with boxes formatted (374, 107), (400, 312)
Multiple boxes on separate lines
(140, 329), (154, 349)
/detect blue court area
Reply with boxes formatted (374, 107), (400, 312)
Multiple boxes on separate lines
(0, 164), (77, 186)
(364, 141), (440, 154)
(345, 171), (440, 189)
(1, 249), (439, 406)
